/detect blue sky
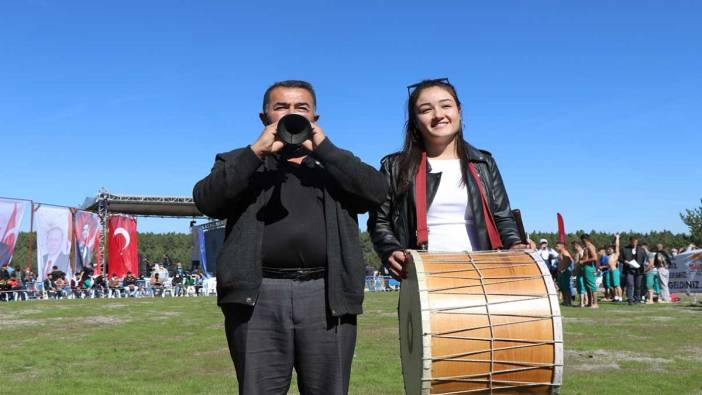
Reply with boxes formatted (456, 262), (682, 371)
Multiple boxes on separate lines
(1, 1), (700, 235)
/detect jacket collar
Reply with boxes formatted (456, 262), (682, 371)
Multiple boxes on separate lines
(464, 141), (487, 163)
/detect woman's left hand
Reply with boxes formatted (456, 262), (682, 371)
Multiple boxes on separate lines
(509, 243), (530, 250)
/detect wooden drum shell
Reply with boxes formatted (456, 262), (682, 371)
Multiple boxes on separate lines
(399, 250), (563, 394)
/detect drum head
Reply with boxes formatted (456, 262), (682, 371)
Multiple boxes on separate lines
(399, 252), (428, 395)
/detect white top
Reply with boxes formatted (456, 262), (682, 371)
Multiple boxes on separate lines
(426, 159), (476, 252)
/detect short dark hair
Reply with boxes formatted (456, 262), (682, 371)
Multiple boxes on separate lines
(580, 234), (591, 241)
(262, 80), (317, 112)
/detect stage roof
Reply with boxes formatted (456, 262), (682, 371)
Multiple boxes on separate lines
(81, 191), (206, 218)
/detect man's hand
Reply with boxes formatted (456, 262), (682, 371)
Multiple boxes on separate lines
(510, 243), (530, 250)
(300, 122), (327, 153)
(387, 250), (408, 281)
(251, 121), (284, 158)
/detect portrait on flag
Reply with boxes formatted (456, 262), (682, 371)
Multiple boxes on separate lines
(108, 215), (138, 277)
(0, 199), (28, 267)
(73, 210), (101, 274)
(35, 205), (73, 282)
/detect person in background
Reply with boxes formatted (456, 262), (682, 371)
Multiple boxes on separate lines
(538, 239), (559, 278)
(572, 241), (587, 307)
(655, 244), (671, 303)
(606, 234), (623, 302)
(123, 271), (138, 297)
(598, 247), (611, 301)
(620, 236), (646, 305)
(641, 242), (656, 304)
(580, 234), (599, 308)
(555, 241), (572, 306)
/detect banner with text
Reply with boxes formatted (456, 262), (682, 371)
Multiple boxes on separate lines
(669, 249), (702, 293)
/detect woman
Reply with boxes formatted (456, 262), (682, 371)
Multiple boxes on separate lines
(368, 79), (523, 280)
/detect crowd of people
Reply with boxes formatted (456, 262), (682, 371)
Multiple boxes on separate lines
(537, 235), (696, 307)
(0, 260), (214, 301)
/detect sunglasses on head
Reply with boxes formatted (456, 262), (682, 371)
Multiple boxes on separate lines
(406, 78), (450, 96)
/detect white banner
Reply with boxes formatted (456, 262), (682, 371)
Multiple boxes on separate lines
(35, 205), (73, 282)
(669, 249), (702, 294)
(0, 199), (28, 267)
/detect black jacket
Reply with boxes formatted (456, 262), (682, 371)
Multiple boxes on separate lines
(193, 139), (386, 316)
(367, 141), (521, 267)
(619, 245), (647, 274)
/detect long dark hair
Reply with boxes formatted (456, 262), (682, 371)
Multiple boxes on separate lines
(398, 79), (469, 191)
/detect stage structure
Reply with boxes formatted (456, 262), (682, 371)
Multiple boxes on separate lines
(81, 188), (207, 274)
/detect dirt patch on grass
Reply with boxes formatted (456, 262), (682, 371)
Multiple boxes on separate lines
(566, 349), (672, 373)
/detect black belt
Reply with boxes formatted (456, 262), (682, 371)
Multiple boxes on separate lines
(262, 267), (326, 281)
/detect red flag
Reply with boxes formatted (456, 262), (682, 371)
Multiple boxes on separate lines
(557, 212), (567, 245)
(2, 203), (19, 247)
(108, 215), (138, 277)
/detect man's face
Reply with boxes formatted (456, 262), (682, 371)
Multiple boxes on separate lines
(540, 242), (548, 250)
(656, 244), (663, 251)
(47, 229), (63, 255)
(262, 87), (318, 125)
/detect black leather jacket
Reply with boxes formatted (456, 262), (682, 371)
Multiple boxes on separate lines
(367, 141), (521, 266)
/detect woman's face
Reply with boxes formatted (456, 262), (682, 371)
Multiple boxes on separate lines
(414, 86), (461, 145)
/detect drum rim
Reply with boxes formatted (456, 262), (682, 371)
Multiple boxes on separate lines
(530, 249), (564, 391)
(408, 250), (433, 395)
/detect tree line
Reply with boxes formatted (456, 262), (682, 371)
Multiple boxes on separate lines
(5, 229), (695, 273)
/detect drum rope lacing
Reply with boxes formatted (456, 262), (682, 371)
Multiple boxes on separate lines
(417, 252), (562, 393)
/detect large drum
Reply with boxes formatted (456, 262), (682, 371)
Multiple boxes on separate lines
(399, 250), (563, 394)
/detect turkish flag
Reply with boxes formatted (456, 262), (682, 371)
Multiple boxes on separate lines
(108, 215), (138, 277)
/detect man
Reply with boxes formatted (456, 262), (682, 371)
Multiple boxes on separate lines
(619, 236), (647, 305)
(606, 234), (622, 302)
(123, 271), (138, 297)
(537, 239), (559, 278)
(572, 241), (587, 307)
(192, 80), (386, 394)
(554, 241), (572, 306)
(42, 226), (70, 280)
(580, 234), (599, 308)
(597, 248), (614, 302)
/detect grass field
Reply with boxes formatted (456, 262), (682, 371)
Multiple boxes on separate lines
(1, 293), (701, 394)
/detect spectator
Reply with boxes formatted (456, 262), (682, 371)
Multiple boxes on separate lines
(598, 247), (611, 301)
(0, 264), (10, 280)
(123, 271), (138, 297)
(538, 239), (559, 278)
(555, 241), (572, 306)
(655, 244), (671, 303)
(572, 241), (587, 307)
(620, 236), (647, 305)
(108, 273), (122, 298)
(172, 271), (184, 297)
(606, 234), (623, 302)
(151, 273), (163, 296)
(580, 234), (599, 309)
(54, 275), (68, 299)
(642, 243), (657, 304)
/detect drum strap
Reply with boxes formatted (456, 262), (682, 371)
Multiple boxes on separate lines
(414, 152), (503, 250)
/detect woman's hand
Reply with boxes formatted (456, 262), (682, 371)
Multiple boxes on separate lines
(509, 243), (530, 250)
(387, 250), (408, 281)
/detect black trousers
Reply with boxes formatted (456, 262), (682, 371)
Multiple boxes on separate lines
(221, 277), (357, 395)
(626, 271), (643, 303)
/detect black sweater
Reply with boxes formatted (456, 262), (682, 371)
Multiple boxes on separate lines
(193, 138), (386, 316)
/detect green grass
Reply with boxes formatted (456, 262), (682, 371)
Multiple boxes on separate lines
(1, 294), (701, 394)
